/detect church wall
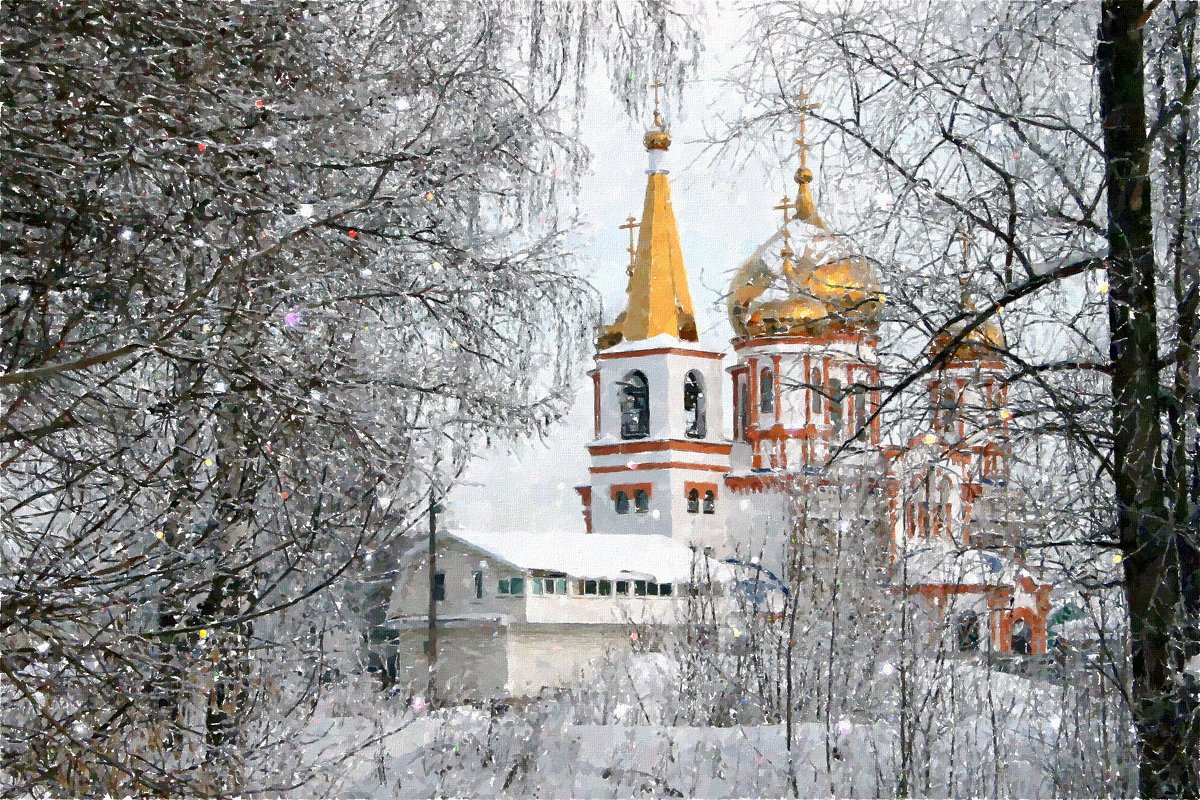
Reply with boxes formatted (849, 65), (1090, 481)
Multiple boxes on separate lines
(731, 336), (880, 473)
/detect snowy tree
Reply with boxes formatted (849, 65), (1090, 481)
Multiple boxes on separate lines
(1, 0), (700, 794)
(724, 0), (1198, 795)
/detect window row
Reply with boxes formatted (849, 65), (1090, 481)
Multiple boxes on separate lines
(434, 571), (681, 600)
(579, 579), (673, 596)
(492, 574), (674, 598)
(619, 370), (707, 440)
(613, 487), (717, 515)
(735, 366), (874, 438)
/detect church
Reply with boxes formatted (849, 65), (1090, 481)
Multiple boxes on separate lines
(381, 94), (1053, 699)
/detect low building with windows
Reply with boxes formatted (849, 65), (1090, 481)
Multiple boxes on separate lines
(380, 92), (1053, 698)
(381, 530), (737, 698)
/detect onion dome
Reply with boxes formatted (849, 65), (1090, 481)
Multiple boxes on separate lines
(727, 187), (883, 339)
(728, 90), (883, 339)
(930, 292), (1006, 363)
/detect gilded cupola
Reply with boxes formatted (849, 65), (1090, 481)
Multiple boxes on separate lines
(931, 234), (1006, 362)
(728, 91), (883, 339)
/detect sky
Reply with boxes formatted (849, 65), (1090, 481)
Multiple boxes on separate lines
(447, 7), (794, 533)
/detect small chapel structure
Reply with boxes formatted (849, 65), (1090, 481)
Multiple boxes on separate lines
(381, 90), (1052, 699)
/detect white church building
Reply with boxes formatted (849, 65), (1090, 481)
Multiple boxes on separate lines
(379, 96), (1052, 700)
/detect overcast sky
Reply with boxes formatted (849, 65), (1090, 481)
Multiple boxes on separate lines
(448, 7), (795, 533)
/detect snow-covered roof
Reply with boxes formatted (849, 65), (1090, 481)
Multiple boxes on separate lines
(900, 546), (1041, 587)
(599, 332), (723, 356)
(445, 529), (733, 584)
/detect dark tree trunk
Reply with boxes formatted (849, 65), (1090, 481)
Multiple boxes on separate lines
(1097, 1), (1199, 796)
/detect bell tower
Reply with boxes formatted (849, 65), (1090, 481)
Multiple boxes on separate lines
(579, 84), (731, 552)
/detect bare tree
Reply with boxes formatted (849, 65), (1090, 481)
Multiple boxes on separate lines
(1, 0), (700, 794)
(721, 0), (1197, 795)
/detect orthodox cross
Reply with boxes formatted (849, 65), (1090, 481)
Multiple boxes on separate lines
(793, 89), (822, 169)
(957, 226), (974, 307)
(772, 195), (794, 253)
(650, 80), (666, 128)
(620, 216), (640, 275)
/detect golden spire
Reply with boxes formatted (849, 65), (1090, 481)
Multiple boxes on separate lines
(792, 89), (826, 227)
(597, 86), (697, 348)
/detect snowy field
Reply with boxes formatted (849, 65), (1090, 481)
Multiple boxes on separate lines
(297, 657), (1129, 798)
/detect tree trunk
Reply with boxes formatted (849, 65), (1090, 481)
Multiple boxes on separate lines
(1097, 1), (1198, 795)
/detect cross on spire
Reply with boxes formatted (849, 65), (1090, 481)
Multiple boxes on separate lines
(792, 89), (822, 169)
(650, 80), (666, 129)
(620, 215), (640, 276)
(772, 195), (794, 254)
(957, 226), (974, 308)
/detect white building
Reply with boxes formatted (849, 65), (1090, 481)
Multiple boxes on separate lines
(379, 96), (1052, 700)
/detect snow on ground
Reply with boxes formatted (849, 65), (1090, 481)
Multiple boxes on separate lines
(294, 657), (1095, 798)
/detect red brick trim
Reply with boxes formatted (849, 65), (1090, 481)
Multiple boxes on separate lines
(591, 461), (728, 474)
(597, 347), (723, 361)
(588, 439), (733, 456)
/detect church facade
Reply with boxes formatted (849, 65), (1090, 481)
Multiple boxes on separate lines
(382, 97), (1052, 699)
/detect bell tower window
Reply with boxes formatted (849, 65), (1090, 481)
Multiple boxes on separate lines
(702, 490), (716, 514)
(614, 491), (630, 515)
(634, 489), (650, 514)
(684, 371), (706, 438)
(619, 371), (650, 439)
(687, 489), (700, 514)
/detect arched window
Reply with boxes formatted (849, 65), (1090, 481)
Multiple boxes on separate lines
(619, 371), (650, 439)
(1011, 619), (1033, 655)
(938, 388), (959, 433)
(737, 375), (750, 440)
(614, 491), (630, 515)
(702, 490), (716, 514)
(956, 611), (980, 652)
(854, 386), (868, 432)
(760, 368), (775, 414)
(687, 489), (700, 514)
(634, 489), (650, 514)
(684, 371), (706, 438)
(829, 377), (844, 433)
(809, 367), (823, 414)
(937, 478), (953, 538)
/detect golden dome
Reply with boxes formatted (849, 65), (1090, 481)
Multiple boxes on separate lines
(728, 221), (883, 339)
(804, 255), (884, 321)
(643, 128), (671, 151)
(728, 86), (884, 340)
(931, 314), (1006, 363)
